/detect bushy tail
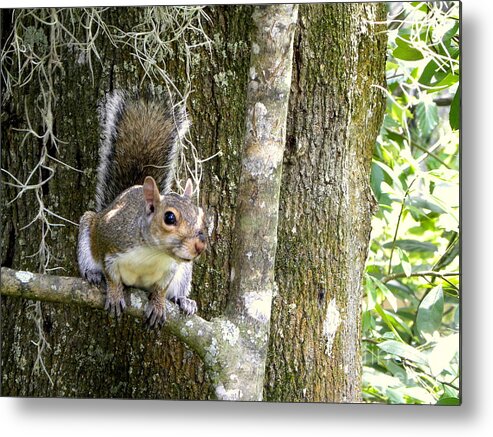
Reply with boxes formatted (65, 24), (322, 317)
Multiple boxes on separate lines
(95, 90), (189, 212)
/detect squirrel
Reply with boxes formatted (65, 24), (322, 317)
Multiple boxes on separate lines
(77, 90), (206, 328)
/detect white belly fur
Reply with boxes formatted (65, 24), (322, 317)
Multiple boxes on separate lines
(114, 246), (177, 291)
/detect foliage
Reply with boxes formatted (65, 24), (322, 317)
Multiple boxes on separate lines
(363, 1), (460, 405)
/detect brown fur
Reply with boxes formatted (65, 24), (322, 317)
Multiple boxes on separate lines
(77, 91), (204, 327)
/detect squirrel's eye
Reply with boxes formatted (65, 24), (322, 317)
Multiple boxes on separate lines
(164, 211), (176, 225)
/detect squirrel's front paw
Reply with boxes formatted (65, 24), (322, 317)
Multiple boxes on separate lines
(104, 282), (126, 318)
(176, 297), (197, 315)
(144, 298), (166, 329)
(84, 269), (105, 286)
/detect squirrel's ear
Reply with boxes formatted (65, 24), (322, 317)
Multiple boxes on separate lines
(143, 176), (160, 215)
(184, 178), (193, 198)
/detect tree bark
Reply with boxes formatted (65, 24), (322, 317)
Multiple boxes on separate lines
(220, 4), (298, 400)
(1, 4), (387, 401)
(1, 267), (215, 359)
(265, 3), (387, 402)
(1, 6), (250, 400)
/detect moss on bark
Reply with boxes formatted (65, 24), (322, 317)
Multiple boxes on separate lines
(265, 3), (387, 402)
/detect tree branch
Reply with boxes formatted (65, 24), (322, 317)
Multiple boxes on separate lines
(213, 4), (298, 401)
(225, 5), (298, 324)
(381, 270), (459, 284)
(0, 267), (214, 360)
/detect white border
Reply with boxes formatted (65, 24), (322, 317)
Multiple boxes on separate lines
(2, 0), (491, 436)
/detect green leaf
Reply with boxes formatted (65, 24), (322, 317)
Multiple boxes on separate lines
(375, 304), (403, 342)
(372, 160), (404, 194)
(397, 247), (412, 277)
(370, 162), (385, 201)
(377, 340), (428, 366)
(442, 21), (460, 57)
(365, 274), (377, 310)
(408, 196), (447, 214)
(407, 205), (431, 221)
(386, 130), (405, 145)
(418, 60), (459, 91)
(372, 277), (398, 312)
(453, 306), (460, 330)
(393, 46), (424, 61)
(386, 61), (399, 72)
(434, 234), (459, 271)
(362, 310), (375, 332)
(410, 2), (430, 13)
(416, 285), (444, 340)
(443, 21), (459, 43)
(380, 308), (414, 337)
(436, 397), (460, 406)
(441, 384), (459, 400)
(393, 37), (424, 61)
(387, 282), (420, 306)
(415, 100), (439, 137)
(383, 239), (438, 253)
(449, 87), (460, 130)
(433, 73), (459, 90)
(419, 59), (439, 87)
(382, 113), (403, 132)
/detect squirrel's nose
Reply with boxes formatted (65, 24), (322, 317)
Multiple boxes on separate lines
(195, 240), (205, 255)
(195, 231), (206, 255)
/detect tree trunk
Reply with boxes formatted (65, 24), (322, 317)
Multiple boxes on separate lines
(1, 5), (253, 400)
(1, 3), (386, 401)
(265, 3), (387, 402)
